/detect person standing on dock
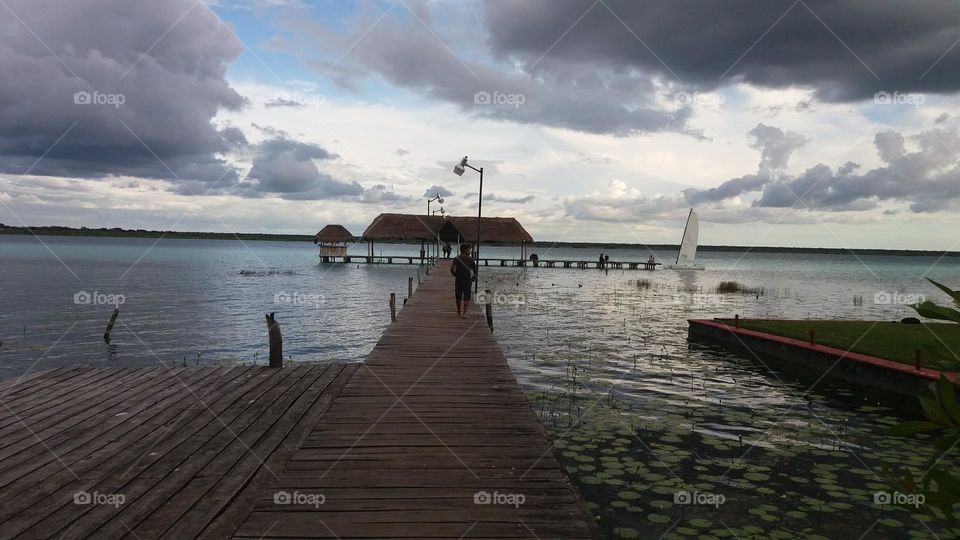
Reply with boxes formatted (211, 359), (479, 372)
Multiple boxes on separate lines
(451, 244), (477, 319)
(599, 253), (605, 269)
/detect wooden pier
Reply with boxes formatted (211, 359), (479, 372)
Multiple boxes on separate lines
(322, 254), (661, 270)
(0, 270), (596, 538)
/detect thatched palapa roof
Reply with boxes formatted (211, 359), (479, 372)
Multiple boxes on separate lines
(361, 214), (446, 242)
(444, 216), (533, 244)
(361, 213), (533, 244)
(314, 224), (355, 244)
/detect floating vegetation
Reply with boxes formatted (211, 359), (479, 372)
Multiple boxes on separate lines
(717, 281), (764, 296)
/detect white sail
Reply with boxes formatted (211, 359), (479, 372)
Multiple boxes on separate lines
(671, 209), (704, 269)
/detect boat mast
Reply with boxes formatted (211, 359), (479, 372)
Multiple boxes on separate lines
(676, 208), (693, 264)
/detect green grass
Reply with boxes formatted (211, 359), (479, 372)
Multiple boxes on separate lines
(733, 319), (960, 371)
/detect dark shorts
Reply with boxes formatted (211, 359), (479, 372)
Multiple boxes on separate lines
(455, 284), (472, 301)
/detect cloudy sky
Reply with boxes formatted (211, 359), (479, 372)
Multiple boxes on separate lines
(2, 0), (960, 249)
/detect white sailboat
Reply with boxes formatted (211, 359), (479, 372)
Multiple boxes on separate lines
(668, 208), (705, 270)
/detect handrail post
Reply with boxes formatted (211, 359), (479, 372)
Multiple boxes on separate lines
(265, 313), (283, 368)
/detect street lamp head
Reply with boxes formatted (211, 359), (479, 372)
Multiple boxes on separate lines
(453, 156), (468, 176)
(438, 196), (445, 204)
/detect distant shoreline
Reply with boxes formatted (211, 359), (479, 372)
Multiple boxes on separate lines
(0, 224), (957, 257)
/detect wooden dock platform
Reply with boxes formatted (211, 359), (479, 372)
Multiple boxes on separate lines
(0, 364), (356, 539)
(0, 270), (596, 539)
(233, 270), (597, 538)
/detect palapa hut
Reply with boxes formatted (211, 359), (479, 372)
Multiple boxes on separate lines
(360, 213), (533, 259)
(314, 224), (355, 260)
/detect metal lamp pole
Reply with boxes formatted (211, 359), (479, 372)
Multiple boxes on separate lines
(475, 167), (483, 293)
(453, 156), (484, 293)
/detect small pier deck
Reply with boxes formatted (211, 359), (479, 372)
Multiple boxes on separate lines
(0, 364), (356, 539)
(322, 254), (661, 270)
(0, 270), (595, 538)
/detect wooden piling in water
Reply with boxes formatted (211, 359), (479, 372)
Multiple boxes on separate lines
(103, 308), (120, 342)
(484, 289), (493, 332)
(408, 277), (413, 299)
(389, 293), (397, 322)
(265, 312), (283, 368)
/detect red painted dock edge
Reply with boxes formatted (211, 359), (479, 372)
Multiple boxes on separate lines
(688, 319), (958, 384)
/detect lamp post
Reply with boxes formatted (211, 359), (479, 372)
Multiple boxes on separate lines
(426, 193), (444, 261)
(453, 156), (483, 293)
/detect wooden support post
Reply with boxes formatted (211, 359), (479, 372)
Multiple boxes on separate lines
(417, 268), (421, 284)
(103, 308), (120, 342)
(734, 314), (739, 329)
(808, 329), (815, 346)
(408, 277), (413, 299)
(265, 313), (283, 368)
(390, 293), (397, 322)
(484, 289), (493, 332)
(915, 348), (921, 370)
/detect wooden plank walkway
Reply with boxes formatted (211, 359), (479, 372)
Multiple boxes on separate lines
(234, 270), (597, 539)
(0, 363), (356, 539)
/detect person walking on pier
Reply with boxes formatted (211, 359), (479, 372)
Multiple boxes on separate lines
(451, 243), (477, 319)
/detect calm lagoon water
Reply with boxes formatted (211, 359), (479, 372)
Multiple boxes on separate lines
(2, 235), (960, 538)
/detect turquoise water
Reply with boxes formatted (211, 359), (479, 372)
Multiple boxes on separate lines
(2, 235), (960, 537)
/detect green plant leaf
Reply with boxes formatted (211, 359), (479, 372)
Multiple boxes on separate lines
(928, 278), (960, 308)
(911, 301), (960, 324)
(890, 420), (944, 436)
(920, 396), (951, 426)
(938, 376), (960, 425)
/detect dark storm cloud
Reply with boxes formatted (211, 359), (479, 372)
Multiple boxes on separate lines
(571, 124), (960, 221)
(298, 3), (689, 136)
(242, 137), (363, 200)
(482, 0), (960, 101)
(0, 0), (246, 188)
(753, 128), (960, 212)
(683, 123), (805, 205)
(748, 124), (808, 173)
